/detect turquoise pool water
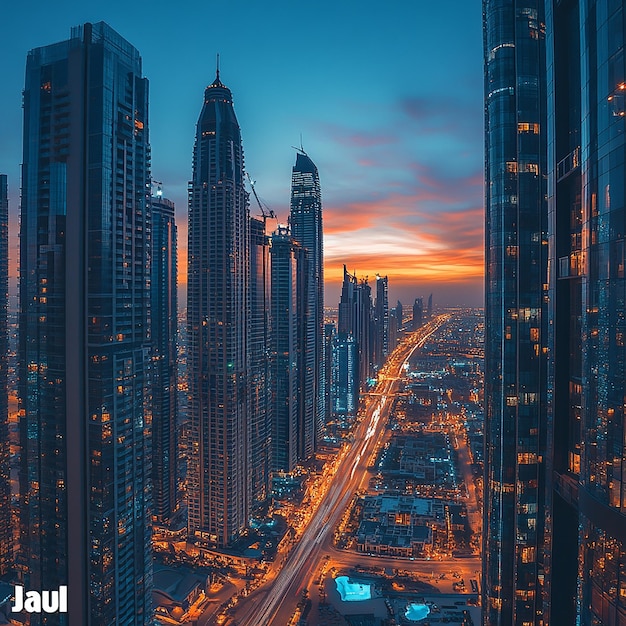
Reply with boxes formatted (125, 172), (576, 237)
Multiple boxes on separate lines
(334, 576), (372, 602)
(405, 603), (431, 621)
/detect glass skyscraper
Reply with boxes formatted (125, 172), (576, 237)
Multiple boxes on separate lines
(485, 1), (626, 623)
(544, 0), (583, 620)
(270, 225), (299, 472)
(373, 274), (389, 370)
(19, 22), (152, 624)
(187, 71), (250, 546)
(290, 151), (323, 457)
(566, 1), (626, 622)
(483, 1), (549, 624)
(151, 192), (178, 523)
(249, 216), (271, 504)
(338, 266), (372, 393)
(0, 175), (10, 578)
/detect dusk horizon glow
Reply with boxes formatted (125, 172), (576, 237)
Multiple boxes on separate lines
(0, 1), (484, 308)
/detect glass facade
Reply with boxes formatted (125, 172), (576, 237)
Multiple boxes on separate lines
(290, 151), (323, 457)
(373, 274), (389, 370)
(338, 266), (372, 392)
(187, 72), (250, 546)
(19, 22), (152, 624)
(249, 216), (271, 504)
(151, 194), (178, 523)
(577, 0), (626, 623)
(545, 0), (583, 622)
(270, 225), (299, 472)
(0, 175), (10, 577)
(483, 1), (549, 624)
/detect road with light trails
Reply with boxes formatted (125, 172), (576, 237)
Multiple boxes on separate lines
(229, 314), (451, 626)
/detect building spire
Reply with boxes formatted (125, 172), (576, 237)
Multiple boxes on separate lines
(216, 52), (220, 82)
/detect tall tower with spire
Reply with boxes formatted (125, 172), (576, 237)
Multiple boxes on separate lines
(187, 68), (250, 546)
(290, 150), (324, 457)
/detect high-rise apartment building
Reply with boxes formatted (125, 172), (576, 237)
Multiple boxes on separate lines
(250, 216), (271, 501)
(338, 266), (372, 391)
(332, 332), (357, 420)
(373, 274), (389, 369)
(395, 300), (403, 328)
(270, 225), (299, 472)
(324, 323), (335, 424)
(0, 175), (10, 577)
(483, 1), (548, 623)
(412, 297), (423, 331)
(187, 71), (250, 546)
(19, 23), (152, 624)
(290, 151), (323, 457)
(151, 192), (178, 523)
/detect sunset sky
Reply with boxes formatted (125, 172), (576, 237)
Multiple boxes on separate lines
(0, 1), (484, 308)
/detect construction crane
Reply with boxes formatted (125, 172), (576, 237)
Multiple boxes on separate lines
(246, 172), (276, 223)
(246, 172), (277, 395)
(151, 178), (163, 197)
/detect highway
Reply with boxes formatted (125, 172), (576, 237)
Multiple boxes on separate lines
(229, 314), (450, 626)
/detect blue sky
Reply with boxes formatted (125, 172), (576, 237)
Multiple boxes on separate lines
(0, 0), (484, 307)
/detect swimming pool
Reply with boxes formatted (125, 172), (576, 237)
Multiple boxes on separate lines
(334, 576), (372, 602)
(405, 603), (431, 621)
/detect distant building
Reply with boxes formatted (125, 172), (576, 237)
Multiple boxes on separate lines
(396, 300), (403, 328)
(324, 323), (335, 425)
(290, 151), (324, 457)
(187, 70), (250, 546)
(412, 297), (423, 330)
(338, 266), (373, 390)
(426, 293), (432, 319)
(388, 307), (399, 354)
(373, 274), (389, 369)
(332, 332), (357, 419)
(151, 193), (178, 523)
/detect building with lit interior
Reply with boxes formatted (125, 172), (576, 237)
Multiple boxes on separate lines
(290, 151), (323, 457)
(483, 1), (549, 623)
(0, 175), (9, 577)
(151, 191), (178, 523)
(270, 225), (300, 472)
(186, 70), (250, 547)
(19, 23), (153, 623)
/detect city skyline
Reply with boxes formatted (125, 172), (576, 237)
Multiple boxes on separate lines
(0, 1), (484, 307)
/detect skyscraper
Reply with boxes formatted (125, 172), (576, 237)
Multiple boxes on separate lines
(483, 1), (548, 623)
(19, 22), (152, 624)
(412, 297), (423, 331)
(373, 274), (389, 369)
(249, 216), (271, 502)
(270, 225), (299, 472)
(332, 332), (357, 421)
(338, 266), (373, 392)
(396, 300), (403, 328)
(545, 1), (626, 623)
(187, 70), (250, 546)
(0, 175), (10, 577)
(324, 323), (335, 425)
(290, 150), (323, 457)
(151, 192), (178, 523)
(544, 0), (582, 620)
